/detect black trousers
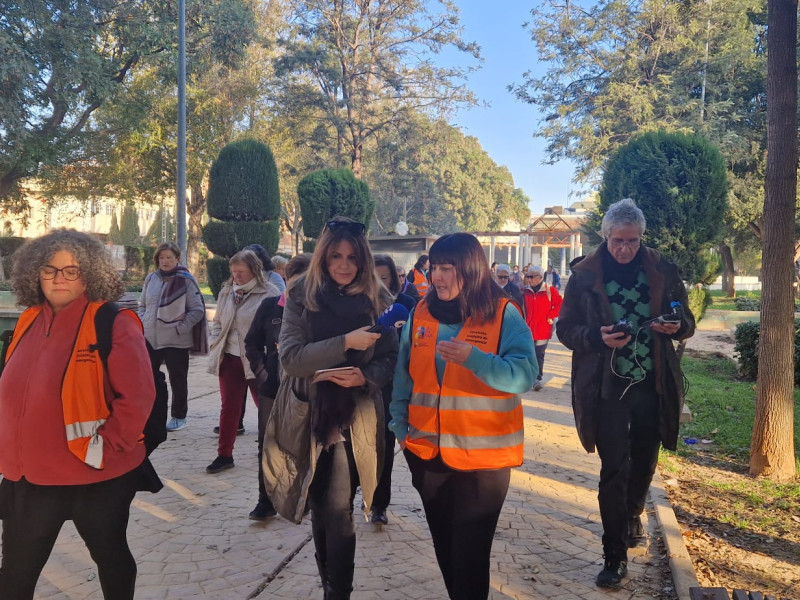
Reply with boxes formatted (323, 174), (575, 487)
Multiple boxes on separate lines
(309, 441), (359, 595)
(0, 472), (138, 600)
(595, 382), (662, 561)
(372, 385), (395, 511)
(148, 346), (190, 419)
(534, 341), (548, 382)
(405, 450), (510, 600)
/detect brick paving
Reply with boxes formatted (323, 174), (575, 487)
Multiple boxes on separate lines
(14, 339), (682, 599)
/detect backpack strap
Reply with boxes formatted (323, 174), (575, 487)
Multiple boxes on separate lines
(92, 301), (121, 368)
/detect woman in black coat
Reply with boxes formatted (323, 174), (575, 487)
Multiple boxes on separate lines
(244, 254), (311, 520)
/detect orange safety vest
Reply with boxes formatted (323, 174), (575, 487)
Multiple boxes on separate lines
(6, 301), (142, 469)
(406, 298), (524, 470)
(408, 268), (430, 296)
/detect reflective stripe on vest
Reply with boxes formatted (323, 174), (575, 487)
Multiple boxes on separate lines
(409, 268), (430, 296)
(406, 298), (524, 470)
(7, 302), (139, 469)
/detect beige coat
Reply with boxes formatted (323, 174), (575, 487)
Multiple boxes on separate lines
(262, 279), (398, 523)
(207, 280), (280, 378)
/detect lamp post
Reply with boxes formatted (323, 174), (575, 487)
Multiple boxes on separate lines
(176, 0), (187, 262)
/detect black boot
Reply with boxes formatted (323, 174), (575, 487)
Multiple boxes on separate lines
(315, 553), (327, 594)
(325, 564), (354, 600)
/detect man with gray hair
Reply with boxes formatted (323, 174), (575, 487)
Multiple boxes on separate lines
(556, 198), (695, 588)
(521, 265), (562, 391)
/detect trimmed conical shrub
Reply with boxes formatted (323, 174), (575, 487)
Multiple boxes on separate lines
(203, 139), (282, 298)
(298, 168), (374, 239)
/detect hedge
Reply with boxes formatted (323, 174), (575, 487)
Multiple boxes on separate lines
(298, 168), (374, 238)
(687, 285), (712, 322)
(734, 319), (800, 386)
(206, 139), (281, 222)
(202, 220), (280, 258)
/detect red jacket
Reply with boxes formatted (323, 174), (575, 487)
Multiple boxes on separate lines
(0, 295), (154, 485)
(522, 284), (562, 341)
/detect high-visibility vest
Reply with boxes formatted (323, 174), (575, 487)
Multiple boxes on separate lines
(408, 268), (430, 296)
(406, 298), (524, 470)
(6, 301), (142, 469)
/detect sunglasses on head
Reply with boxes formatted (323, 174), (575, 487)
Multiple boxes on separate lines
(325, 221), (366, 236)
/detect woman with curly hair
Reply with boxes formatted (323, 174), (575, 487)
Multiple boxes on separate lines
(263, 217), (398, 599)
(0, 229), (155, 599)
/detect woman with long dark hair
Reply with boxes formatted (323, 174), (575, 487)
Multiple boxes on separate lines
(369, 254), (414, 525)
(390, 233), (536, 600)
(263, 217), (398, 599)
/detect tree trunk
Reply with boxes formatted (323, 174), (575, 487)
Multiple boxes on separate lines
(187, 183), (206, 277)
(750, 0), (797, 481)
(719, 242), (736, 297)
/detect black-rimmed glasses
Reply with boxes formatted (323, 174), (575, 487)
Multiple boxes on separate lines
(325, 221), (366, 236)
(39, 265), (82, 281)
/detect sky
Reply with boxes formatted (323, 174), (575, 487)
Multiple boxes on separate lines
(446, 1), (578, 215)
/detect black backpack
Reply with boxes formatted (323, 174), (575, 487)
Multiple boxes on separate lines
(93, 302), (168, 457)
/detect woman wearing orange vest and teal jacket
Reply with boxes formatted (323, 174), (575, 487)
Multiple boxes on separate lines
(0, 230), (155, 600)
(389, 233), (537, 600)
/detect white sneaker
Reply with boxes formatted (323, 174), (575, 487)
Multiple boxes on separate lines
(532, 381), (543, 392)
(166, 417), (187, 431)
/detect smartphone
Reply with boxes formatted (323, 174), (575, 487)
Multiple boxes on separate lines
(655, 314), (681, 325)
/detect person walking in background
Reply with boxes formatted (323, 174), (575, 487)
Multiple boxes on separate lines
(244, 253), (311, 521)
(494, 263), (524, 308)
(397, 266), (421, 303)
(557, 198), (695, 588)
(263, 217), (398, 600)
(206, 250), (280, 474)
(0, 230), (156, 600)
(246, 244), (286, 293)
(544, 264), (562, 290)
(407, 254), (430, 297)
(271, 255), (288, 281)
(216, 244), (284, 437)
(138, 242), (206, 432)
(510, 265), (522, 287)
(370, 254), (415, 526)
(522, 265), (562, 392)
(390, 233), (536, 600)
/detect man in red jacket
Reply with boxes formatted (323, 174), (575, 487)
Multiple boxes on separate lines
(522, 265), (563, 391)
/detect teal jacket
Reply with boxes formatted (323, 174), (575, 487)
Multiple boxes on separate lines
(389, 302), (537, 442)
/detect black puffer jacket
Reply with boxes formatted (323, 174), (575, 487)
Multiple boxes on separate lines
(556, 243), (695, 453)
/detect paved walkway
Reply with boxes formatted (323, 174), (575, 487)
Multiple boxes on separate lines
(18, 339), (687, 599)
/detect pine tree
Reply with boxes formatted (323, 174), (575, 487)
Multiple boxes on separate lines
(119, 202), (141, 245)
(108, 210), (122, 244)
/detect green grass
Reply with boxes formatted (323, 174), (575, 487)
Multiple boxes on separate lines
(678, 352), (800, 460)
(709, 289), (761, 311)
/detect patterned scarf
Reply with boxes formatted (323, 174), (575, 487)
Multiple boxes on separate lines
(231, 278), (258, 306)
(157, 266), (193, 325)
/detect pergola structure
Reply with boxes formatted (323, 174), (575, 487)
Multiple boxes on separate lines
(473, 208), (588, 275)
